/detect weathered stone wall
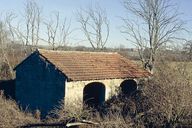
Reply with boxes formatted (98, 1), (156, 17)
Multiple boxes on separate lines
(65, 79), (125, 107)
(15, 53), (66, 117)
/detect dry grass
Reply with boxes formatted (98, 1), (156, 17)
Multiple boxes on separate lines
(142, 60), (192, 127)
(86, 113), (134, 128)
(168, 61), (192, 83)
(0, 94), (39, 128)
(47, 98), (136, 128)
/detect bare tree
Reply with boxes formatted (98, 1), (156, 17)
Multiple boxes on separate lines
(44, 12), (59, 50)
(5, 12), (17, 43)
(122, 0), (184, 73)
(0, 20), (14, 79)
(184, 40), (192, 60)
(44, 12), (72, 50)
(24, 0), (41, 47)
(77, 5), (109, 50)
(4, 12), (27, 46)
(58, 18), (73, 47)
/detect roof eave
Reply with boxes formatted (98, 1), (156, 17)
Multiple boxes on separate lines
(67, 75), (150, 82)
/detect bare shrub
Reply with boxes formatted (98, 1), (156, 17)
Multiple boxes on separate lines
(48, 98), (135, 128)
(142, 60), (192, 127)
(47, 99), (93, 123)
(0, 94), (39, 127)
(86, 112), (133, 128)
(0, 62), (12, 79)
(102, 90), (151, 127)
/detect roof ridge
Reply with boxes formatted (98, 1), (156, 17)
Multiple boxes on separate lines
(37, 48), (118, 54)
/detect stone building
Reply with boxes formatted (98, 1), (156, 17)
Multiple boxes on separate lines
(14, 49), (150, 116)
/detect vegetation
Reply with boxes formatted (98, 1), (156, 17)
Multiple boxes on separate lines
(0, 93), (39, 127)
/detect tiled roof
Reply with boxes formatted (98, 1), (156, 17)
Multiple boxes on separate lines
(36, 49), (150, 81)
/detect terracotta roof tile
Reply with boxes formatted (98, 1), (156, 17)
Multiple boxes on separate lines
(37, 49), (150, 81)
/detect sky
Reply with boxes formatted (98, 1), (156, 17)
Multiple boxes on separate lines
(0, 0), (192, 48)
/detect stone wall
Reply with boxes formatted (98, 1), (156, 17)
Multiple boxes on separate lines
(65, 79), (125, 107)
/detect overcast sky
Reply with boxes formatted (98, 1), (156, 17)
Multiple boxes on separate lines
(0, 0), (192, 48)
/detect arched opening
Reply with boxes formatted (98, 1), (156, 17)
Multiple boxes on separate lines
(120, 80), (137, 96)
(83, 82), (105, 108)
